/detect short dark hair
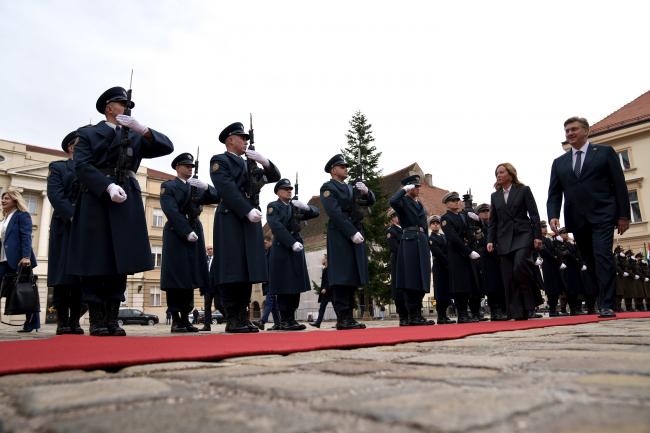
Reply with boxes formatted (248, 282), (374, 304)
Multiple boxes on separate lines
(564, 116), (589, 129)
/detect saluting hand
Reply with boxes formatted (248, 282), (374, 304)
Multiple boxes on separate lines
(116, 114), (149, 135)
(402, 184), (416, 192)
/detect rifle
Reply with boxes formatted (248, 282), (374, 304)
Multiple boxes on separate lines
(116, 70), (134, 188)
(289, 171), (304, 234)
(182, 147), (203, 229)
(246, 113), (267, 208)
(462, 189), (482, 249)
(351, 146), (371, 227)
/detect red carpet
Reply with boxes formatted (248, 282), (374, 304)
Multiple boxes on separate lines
(1, 312), (649, 376)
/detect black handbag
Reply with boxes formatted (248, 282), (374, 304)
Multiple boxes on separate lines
(2, 265), (40, 315)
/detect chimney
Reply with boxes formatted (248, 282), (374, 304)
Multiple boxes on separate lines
(424, 173), (433, 187)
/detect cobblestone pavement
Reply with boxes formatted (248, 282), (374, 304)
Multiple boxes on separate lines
(1, 318), (649, 433)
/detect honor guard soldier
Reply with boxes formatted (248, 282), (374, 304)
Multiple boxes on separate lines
(429, 215), (455, 324)
(475, 203), (508, 320)
(47, 129), (86, 334)
(387, 209), (406, 324)
(266, 178), (320, 330)
(320, 154), (375, 330)
(538, 221), (567, 316)
(160, 153), (220, 333)
(389, 175), (434, 325)
(210, 122), (281, 333)
(440, 192), (481, 323)
(68, 86), (174, 336)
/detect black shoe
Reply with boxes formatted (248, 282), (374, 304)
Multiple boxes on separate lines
(252, 320), (265, 330)
(199, 325), (211, 332)
(17, 328), (36, 333)
(530, 313), (543, 319)
(185, 324), (200, 333)
(398, 317), (409, 326)
(68, 305), (84, 334)
(457, 314), (479, 324)
(171, 322), (190, 333)
(598, 308), (616, 318)
(105, 301), (126, 336)
(225, 316), (258, 333)
(491, 313), (509, 321)
(548, 311), (559, 317)
(89, 302), (110, 336)
(408, 316), (436, 326)
(268, 324), (283, 331)
(309, 322), (321, 328)
(336, 319), (366, 330)
(281, 320), (306, 331)
(437, 316), (456, 324)
(56, 308), (71, 335)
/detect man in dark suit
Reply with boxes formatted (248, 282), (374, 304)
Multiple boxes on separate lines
(160, 153), (220, 333)
(547, 116), (630, 318)
(210, 122), (281, 333)
(68, 86), (174, 336)
(320, 154), (375, 330)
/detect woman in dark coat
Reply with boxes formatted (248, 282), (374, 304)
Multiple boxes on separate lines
(487, 163), (544, 320)
(0, 190), (38, 332)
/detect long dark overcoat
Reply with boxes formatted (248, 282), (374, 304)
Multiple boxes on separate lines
(429, 233), (451, 301)
(539, 236), (565, 296)
(440, 210), (478, 295)
(387, 224), (402, 297)
(68, 121), (174, 276)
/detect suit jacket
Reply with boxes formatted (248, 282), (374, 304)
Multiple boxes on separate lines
(547, 143), (630, 231)
(488, 184), (542, 256)
(1, 211), (37, 270)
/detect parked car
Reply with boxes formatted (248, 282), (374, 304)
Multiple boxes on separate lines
(191, 309), (224, 324)
(117, 309), (159, 326)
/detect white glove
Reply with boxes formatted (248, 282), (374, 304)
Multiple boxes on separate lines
(245, 149), (270, 168)
(116, 114), (148, 135)
(402, 184), (416, 192)
(560, 263), (567, 270)
(106, 183), (127, 203)
(188, 177), (208, 191)
(187, 232), (199, 242)
(292, 242), (304, 252)
(635, 274), (640, 280)
(535, 257), (543, 266)
(247, 209), (263, 223)
(619, 252), (626, 257)
(581, 265), (587, 271)
(355, 182), (369, 195)
(623, 271), (629, 277)
(556, 236), (564, 242)
(467, 212), (480, 222)
(469, 251), (480, 260)
(645, 277), (649, 282)
(351, 232), (365, 244)
(291, 200), (310, 211)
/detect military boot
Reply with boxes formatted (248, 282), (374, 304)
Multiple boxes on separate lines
(181, 310), (199, 333)
(106, 301), (127, 336)
(171, 311), (189, 333)
(88, 302), (109, 336)
(68, 303), (85, 334)
(55, 307), (71, 335)
(225, 310), (256, 333)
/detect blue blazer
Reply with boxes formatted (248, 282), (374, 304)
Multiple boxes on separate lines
(1, 210), (37, 270)
(547, 143), (630, 232)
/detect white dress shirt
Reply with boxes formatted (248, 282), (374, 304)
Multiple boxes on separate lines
(0, 210), (16, 263)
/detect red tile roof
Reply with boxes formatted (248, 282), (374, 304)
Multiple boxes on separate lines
(26, 144), (66, 158)
(147, 168), (176, 180)
(590, 89), (650, 137)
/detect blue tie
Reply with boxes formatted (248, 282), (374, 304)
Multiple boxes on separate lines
(574, 150), (583, 177)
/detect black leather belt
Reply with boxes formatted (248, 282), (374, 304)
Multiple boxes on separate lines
(99, 168), (136, 179)
(404, 226), (424, 232)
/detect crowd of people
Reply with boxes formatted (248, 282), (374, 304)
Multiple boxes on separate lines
(0, 85), (638, 335)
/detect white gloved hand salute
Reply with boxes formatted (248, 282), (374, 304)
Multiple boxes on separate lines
(187, 232), (199, 242)
(245, 150), (270, 168)
(292, 242), (304, 252)
(291, 200), (310, 211)
(247, 209), (263, 223)
(116, 114), (149, 135)
(560, 263), (567, 270)
(351, 232), (365, 244)
(355, 182), (369, 195)
(467, 212), (480, 222)
(188, 178), (208, 191)
(106, 183), (127, 203)
(402, 184), (416, 192)
(469, 251), (480, 260)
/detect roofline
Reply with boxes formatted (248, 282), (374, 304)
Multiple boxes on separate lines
(25, 144), (67, 158)
(589, 118), (650, 138)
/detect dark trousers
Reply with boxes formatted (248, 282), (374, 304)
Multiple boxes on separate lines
(436, 299), (450, 318)
(455, 295), (468, 315)
(314, 299), (330, 325)
(469, 295), (483, 317)
(402, 289), (425, 318)
(486, 289), (505, 312)
(52, 284), (82, 311)
(573, 223), (616, 310)
(393, 287), (408, 319)
(547, 292), (559, 311)
(276, 293), (300, 321)
(203, 291), (221, 324)
(261, 294), (280, 324)
(500, 247), (537, 319)
(220, 282), (252, 316)
(81, 275), (127, 304)
(166, 289), (194, 313)
(331, 285), (356, 319)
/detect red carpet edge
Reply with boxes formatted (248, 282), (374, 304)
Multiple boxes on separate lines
(1, 312), (649, 376)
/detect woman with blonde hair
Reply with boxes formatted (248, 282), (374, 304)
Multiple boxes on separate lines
(486, 163), (543, 320)
(0, 190), (38, 332)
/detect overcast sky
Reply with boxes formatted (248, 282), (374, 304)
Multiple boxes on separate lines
(1, 0), (649, 221)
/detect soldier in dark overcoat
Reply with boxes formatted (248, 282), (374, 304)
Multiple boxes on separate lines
(210, 122), (281, 333)
(386, 210), (406, 324)
(389, 175), (434, 326)
(320, 154), (375, 330)
(555, 229), (586, 315)
(538, 221), (566, 316)
(631, 253), (646, 311)
(160, 153), (220, 333)
(440, 192), (482, 323)
(613, 246), (626, 311)
(476, 204), (508, 320)
(47, 129), (84, 335)
(429, 215), (455, 324)
(639, 254), (650, 311)
(68, 86), (173, 336)
(266, 178), (319, 330)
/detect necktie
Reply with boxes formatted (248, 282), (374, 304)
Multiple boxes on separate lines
(574, 150), (583, 177)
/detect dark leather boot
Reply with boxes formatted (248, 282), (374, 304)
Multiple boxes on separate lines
(408, 314), (436, 326)
(68, 304), (84, 334)
(171, 311), (189, 333)
(437, 316), (456, 324)
(181, 311), (199, 333)
(252, 320), (265, 330)
(88, 302), (109, 336)
(225, 310), (257, 333)
(56, 307), (71, 335)
(457, 311), (478, 323)
(199, 323), (212, 331)
(398, 314), (409, 326)
(106, 301), (127, 336)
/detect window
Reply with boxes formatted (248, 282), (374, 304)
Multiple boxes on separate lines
(150, 287), (161, 307)
(151, 246), (163, 268)
(153, 208), (164, 227)
(629, 191), (642, 223)
(618, 150), (631, 170)
(23, 193), (39, 215)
